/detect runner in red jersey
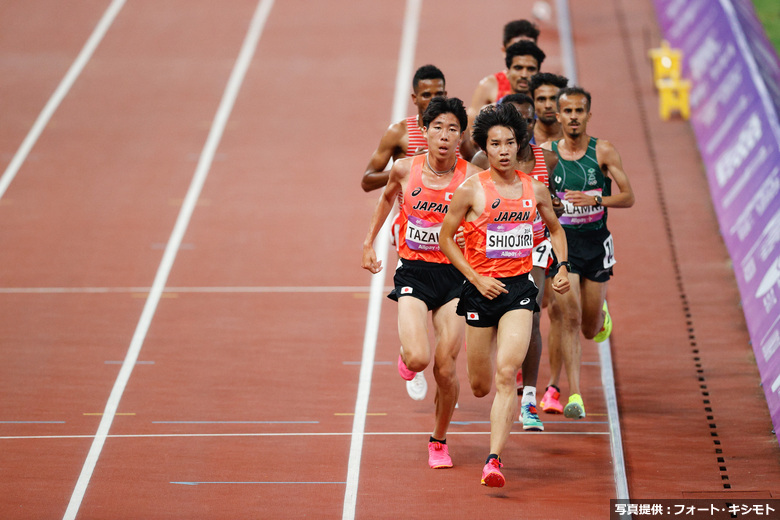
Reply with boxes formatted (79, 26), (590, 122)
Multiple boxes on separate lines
(440, 103), (569, 488)
(361, 64), (447, 192)
(468, 19), (540, 119)
(362, 97), (482, 470)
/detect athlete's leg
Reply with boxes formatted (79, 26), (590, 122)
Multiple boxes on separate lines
(490, 309), (533, 457)
(430, 298), (463, 440)
(546, 288), (564, 389)
(580, 279), (608, 340)
(556, 272), (583, 397)
(397, 296), (432, 373)
(465, 325), (497, 398)
(521, 267), (545, 391)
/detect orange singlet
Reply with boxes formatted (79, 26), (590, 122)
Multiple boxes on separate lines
(463, 170), (536, 278)
(397, 154), (468, 264)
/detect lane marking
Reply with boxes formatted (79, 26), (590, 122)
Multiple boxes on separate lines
(61, 2), (276, 519)
(172, 481), (346, 485)
(151, 421), (318, 424)
(0, 421), (65, 424)
(342, 2), (422, 519)
(334, 413), (387, 417)
(83, 413), (135, 416)
(104, 361), (155, 365)
(0, 430), (611, 441)
(0, 0), (127, 201)
(0, 286), (388, 294)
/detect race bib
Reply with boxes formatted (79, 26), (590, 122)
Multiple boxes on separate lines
(557, 189), (605, 226)
(532, 239), (553, 268)
(405, 215), (441, 251)
(486, 223), (533, 259)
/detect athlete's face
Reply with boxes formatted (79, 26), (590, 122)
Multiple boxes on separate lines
(484, 125), (518, 173)
(556, 94), (590, 137)
(423, 112), (461, 161)
(412, 79), (446, 114)
(509, 102), (535, 150)
(534, 84), (561, 125)
(506, 55), (539, 95)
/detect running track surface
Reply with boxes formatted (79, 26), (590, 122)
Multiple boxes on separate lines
(1, 1), (778, 519)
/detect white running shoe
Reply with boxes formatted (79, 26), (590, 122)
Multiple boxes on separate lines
(406, 371), (427, 400)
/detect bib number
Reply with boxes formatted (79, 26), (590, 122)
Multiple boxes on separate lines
(603, 233), (616, 269)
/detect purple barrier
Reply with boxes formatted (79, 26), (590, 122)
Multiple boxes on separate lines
(652, 0), (780, 444)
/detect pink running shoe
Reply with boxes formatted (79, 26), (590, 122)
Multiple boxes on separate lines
(481, 458), (505, 487)
(540, 386), (564, 414)
(397, 353), (415, 381)
(428, 442), (453, 469)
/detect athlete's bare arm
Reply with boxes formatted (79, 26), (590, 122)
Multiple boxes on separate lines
(361, 120), (408, 192)
(469, 75), (499, 116)
(361, 158), (412, 273)
(532, 179), (570, 294)
(596, 139), (635, 208)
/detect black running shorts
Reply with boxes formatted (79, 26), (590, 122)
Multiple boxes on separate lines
(388, 259), (465, 310)
(456, 273), (539, 328)
(561, 226), (615, 283)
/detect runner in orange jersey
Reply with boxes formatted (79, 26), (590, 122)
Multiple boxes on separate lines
(440, 103), (570, 487)
(471, 94), (561, 432)
(362, 97), (482, 470)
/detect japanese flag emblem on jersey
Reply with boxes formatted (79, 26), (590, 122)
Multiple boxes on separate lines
(467, 312), (479, 320)
(523, 199), (533, 208)
(445, 192), (454, 201)
(401, 286), (413, 294)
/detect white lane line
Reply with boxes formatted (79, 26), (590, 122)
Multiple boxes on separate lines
(342, 1), (422, 519)
(0, 0), (126, 201)
(60, 1), (276, 518)
(0, 286), (382, 294)
(556, 0), (578, 85)
(599, 339), (630, 500)
(1, 430), (610, 441)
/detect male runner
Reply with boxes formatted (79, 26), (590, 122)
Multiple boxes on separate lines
(540, 87), (635, 419)
(529, 72), (569, 145)
(362, 97), (482, 469)
(440, 103), (570, 487)
(462, 41), (546, 159)
(361, 64), (448, 192)
(468, 19), (541, 113)
(471, 94), (561, 432)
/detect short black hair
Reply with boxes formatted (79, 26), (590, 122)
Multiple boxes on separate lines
(499, 93), (534, 107)
(557, 86), (592, 112)
(471, 103), (527, 152)
(529, 72), (569, 98)
(422, 97), (468, 134)
(504, 40), (546, 69)
(412, 64), (445, 91)
(503, 19), (540, 45)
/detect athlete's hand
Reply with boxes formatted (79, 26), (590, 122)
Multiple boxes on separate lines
(552, 193), (565, 217)
(564, 189), (597, 207)
(552, 267), (570, 294)
(455, 225), (466, 248)
(473, 275), (508, 300)
(361, 247), (383, 274)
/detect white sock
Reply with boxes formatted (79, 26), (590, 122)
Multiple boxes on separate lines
(522, 386), (537, 406)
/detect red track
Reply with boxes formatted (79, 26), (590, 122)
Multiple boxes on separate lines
(1, 1), (778, 519)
